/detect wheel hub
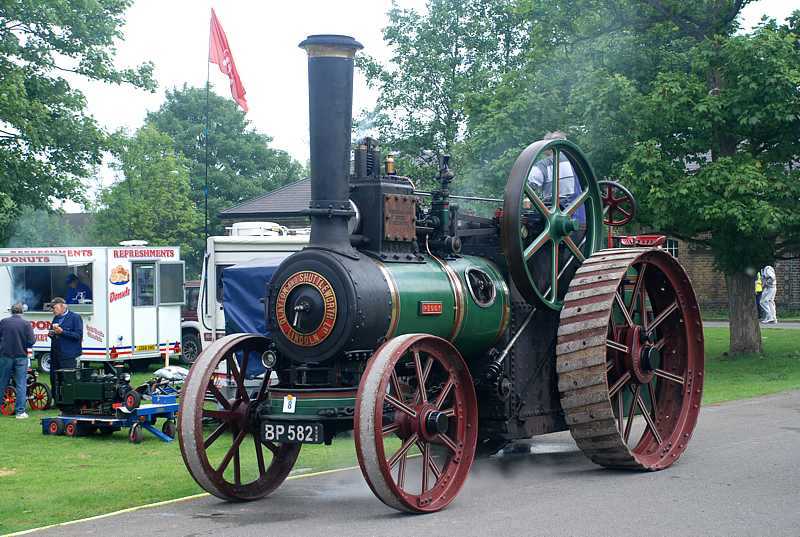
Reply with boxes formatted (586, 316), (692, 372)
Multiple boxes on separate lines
(425, 410), (449, 436)
(392, 402), (452, 441)
(622, 326), (655, 384)
(415, 404), (443, 441)
(550, 213), (578, 237)
(230, 400), (254, 432)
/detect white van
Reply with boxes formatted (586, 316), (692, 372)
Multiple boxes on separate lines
(180, 223), (308, 363)
(0, 246), (185, 371)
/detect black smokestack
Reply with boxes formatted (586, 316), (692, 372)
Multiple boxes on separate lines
(298, 34), (363, 253)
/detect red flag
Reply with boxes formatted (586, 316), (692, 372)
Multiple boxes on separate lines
(209, 8), (248, 113)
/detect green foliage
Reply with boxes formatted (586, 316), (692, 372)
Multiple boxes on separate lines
(369, 1), (799, 353)
(145, 85), (305, 236)
(0, 0), (154, 241)
(458, 1), (800, 273)
(616, 17), (800, 273)
(358, 0), (531, 189)
(5, 207), (91, 247)
(92, 125), (203, 275)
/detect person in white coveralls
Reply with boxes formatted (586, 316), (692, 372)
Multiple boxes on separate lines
(759, 265), (777, 324)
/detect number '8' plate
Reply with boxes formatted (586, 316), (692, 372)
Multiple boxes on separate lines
(262, 422), (323, 444)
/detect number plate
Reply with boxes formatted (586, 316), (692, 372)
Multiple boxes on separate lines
(261, 421), (323, 444)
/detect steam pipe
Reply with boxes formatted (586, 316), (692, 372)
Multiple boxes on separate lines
(298, 34), (363, 253)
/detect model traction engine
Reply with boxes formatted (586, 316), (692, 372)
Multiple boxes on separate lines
(178, 35), (704, 513)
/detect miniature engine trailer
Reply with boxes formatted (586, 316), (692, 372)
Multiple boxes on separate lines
(42, 393), (179, 443)
(0, 246), (185, 371)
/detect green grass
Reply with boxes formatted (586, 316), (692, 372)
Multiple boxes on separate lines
(701, 307), (800, 322)
(0, 412), (359, 535)
(702, 327), (800, 404)
(1, 327), (799, 534)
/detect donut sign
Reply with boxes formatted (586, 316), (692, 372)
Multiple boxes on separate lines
(109, 265), (130, 285)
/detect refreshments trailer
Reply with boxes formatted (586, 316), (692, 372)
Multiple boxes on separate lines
(0, 246), (185, 370)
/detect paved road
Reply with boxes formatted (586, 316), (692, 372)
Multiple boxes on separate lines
(704, 320), (800, 329)
(29, 391), (800, 537)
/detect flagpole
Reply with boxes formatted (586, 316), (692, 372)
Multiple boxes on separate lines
(204, 12), (211, 242)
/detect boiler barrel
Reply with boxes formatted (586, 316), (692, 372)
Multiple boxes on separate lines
(379, 256), (510, 359)
(269, 250), (509, 363)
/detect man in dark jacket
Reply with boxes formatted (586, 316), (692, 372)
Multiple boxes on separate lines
(0, 303), (35, 418)
(48, 297), (84, 394)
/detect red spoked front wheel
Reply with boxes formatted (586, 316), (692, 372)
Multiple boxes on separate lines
(178, 334), (300, 501)
(355, 334), (478, 513)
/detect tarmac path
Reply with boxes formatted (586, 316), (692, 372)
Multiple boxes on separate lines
(25, 390), (800, 537)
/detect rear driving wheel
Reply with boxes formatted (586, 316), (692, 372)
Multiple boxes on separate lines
(355, 334), (478, 513)
(556, 248), (704, 470)
(178, 334), (300, 501)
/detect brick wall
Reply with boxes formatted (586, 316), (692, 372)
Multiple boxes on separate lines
(778, 255), (800, 310)
(672, 239), (800, 310)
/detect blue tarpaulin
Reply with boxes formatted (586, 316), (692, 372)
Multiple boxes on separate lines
(222, 254), (290, 379)
(222, 255), (289, 335)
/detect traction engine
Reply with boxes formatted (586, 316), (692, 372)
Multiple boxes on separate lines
(178, 35), (704, 513)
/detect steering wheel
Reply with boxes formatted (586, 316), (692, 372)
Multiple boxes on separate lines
(597, 180), (637, 226)
(501, 139), (603, 310)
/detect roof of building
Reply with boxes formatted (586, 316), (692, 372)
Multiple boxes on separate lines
(219, 179), (310, 219)
(63, 213), (92, 229)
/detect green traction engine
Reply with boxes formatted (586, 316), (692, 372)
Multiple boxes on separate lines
(178, 35), (705, 513)
(54, 362), (141, 415)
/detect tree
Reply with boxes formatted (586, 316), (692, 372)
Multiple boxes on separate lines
(92, 125), (203, 275)
(145, 85), (305, 236)
(460, 0), (677, 194)
(618, 15), (800, 353)
(358, 0), (531, 188)
(0, 1), (154, 241)
(464, 1), (800, 353)
(5, 207), (91, 247)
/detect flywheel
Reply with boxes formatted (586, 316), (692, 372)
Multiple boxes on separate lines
(556, 248), (704, 470)
(501, 139), (603, 310)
